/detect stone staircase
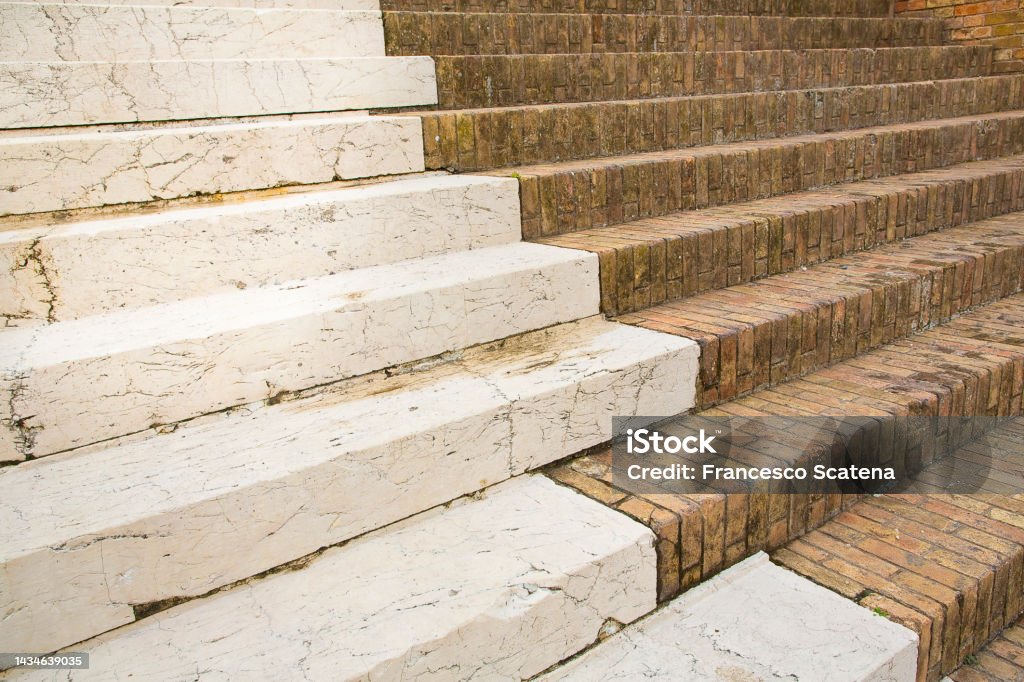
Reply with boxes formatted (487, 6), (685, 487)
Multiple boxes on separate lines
(3, 0), (1024, 680)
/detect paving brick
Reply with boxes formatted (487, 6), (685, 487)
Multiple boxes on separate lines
(381, 0), (894, 16)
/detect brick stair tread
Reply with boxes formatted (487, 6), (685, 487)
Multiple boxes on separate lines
(432, 46), (994, 108)
(385, 12), (944, 56)
(546, 293), (1024, 605)
(419, 75), (1024, 172)
(380, 0), (894, 17)
(507, 111), (1024, 239)
(619, 211), (1024, 408)
(540, 156), (1024, 316)
(774, 444), (1024, 680)
(947, 616), (1024, 681)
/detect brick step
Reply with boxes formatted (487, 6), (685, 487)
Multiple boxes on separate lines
(947, 615), (1024, 681)
(546, 293), (1024, 602)
(540, 552), (919, 681)
(1, 175), (520, 325)
(0, 476), (657, 680)
(380, 0), (893, 17)
(620, 212), (1024, 409)
(505, 111), (1024, 239)
(774, 431), (1024, 680)
(419, 75), (1024, 172)
(0, 242), (601, 461)
(538, 156), (1024, 316)
(384, 13), (943, 56)
(0, 116), (426, 217)
(431, 46), (994, 109)
(0, 320), (693, 653)
(2, 3), (385, 61)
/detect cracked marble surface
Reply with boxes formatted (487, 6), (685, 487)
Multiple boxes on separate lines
(542, 553), (919, 682)
(0, 4), (385, 61)
(0, 317), (692, 653)
(0, 468), (660, 674)
(0, 243), (602, 459)
(0, 116), (425, 216)
(35, 0), (378, 7)
(1, 174), (520, 324)
(0, 57), (436, 128)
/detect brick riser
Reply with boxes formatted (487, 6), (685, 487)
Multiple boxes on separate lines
(381, 0), (893, 16)
(421, 75), (1024, 173)
(508, 113), (1024, 240)
(543, 158), (1024, 317)
(546, 293), (1024, 615)
(385, 14), (943, 56)
(432, 46), (993, 109)
(948, 615), (1024, 681)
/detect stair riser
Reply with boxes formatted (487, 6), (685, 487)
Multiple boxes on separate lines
(1, 175), (520, 325)
(380, 0), (892, 16)
(1, 58), (435, 129)
(0, 117), (426, 217)
(515, 114), (1024, 239)
(543, 162), (1024, 316)
(0, 4), (385, 61)
(0, 323), (695, 653)
(435, 47), (993, 109)
(1, 478), (658, 680)
(423, 76), (1024, 172)
(48, 0), (377, 7)
(624, 218), (1024, 409)
(385, 13), (942, 56)
(0, 246), (599, 460)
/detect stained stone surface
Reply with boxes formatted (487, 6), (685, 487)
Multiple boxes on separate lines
(0, 174), (520, 324)
(0, 57), (436, 128)
(0, 3), (385, 61)
(542, 553), (919, 682)
(0, 242), (602, 460)
(0, 468), (663, 673)
(0, 115), (426, 216)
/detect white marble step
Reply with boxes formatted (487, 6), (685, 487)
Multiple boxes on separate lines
(0, 242), (602, 461)
(1, 174), (520, 325)
(0, 319), (694, 654)
(542, 552), (919, 682)
(0, 3), (385, 61)
(0, 57), (435, 128)
(0, 115), (425, 216)
(26, 0), (378, 7)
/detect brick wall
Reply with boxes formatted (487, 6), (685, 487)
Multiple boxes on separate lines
(895, 0), (1024, 73)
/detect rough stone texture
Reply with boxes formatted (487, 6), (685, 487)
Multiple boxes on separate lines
(0, 242), (601, 459)
(0, 4), (386, 61)
(0, 317), (694, 653)
(504, 112), (1024, 239)
(385, 13), (943, 55)
(0, 476), (658, 681)
(0, 116), (426, 216)
(542, 553), (919, 682)
(433, 46), (994, 109)
(0, 174), (520, 324)
(0, 57), (436, 128)
(420, 75), (1024, 172)
(541, 156), (1024, 315)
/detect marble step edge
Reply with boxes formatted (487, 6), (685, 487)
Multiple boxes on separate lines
(0, 241), (601, 461)
(0, 318), (696, 654)
(1, 173), (521, 325)
(0, 114), (427, 217)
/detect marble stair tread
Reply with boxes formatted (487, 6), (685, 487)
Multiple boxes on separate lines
(540, 552), (918, 682)
(0, 320), (696, 653)
(0, 115), (426, 216)
(0, 3), (386, 61)
(0, 475), (658, 681)
(1, 174), (521, 324)
(0, 241), (602, 460)
(0, 56), (436, 128)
